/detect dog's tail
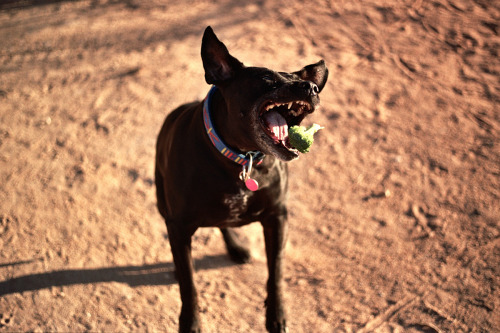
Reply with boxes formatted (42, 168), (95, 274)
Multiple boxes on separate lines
(155, 166), (169, 220)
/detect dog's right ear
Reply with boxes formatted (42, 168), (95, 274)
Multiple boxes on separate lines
(201, 26), (244, 85)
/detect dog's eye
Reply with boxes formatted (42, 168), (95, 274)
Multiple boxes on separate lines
(262, 74), (277, 86)
(262, 74), (274, 82)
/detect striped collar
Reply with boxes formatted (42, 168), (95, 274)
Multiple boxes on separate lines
(202, 86), (265, 166)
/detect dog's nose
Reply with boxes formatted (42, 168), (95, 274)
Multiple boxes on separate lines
(301, 81), (319, 96)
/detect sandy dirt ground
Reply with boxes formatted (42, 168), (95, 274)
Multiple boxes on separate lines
(0, 0), (498, 332)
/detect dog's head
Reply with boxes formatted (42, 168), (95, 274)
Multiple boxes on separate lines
(201, 26), (328, 162)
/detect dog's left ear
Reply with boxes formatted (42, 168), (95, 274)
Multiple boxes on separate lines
(201, 26), (244, 85)
(294, 60), (329, 93)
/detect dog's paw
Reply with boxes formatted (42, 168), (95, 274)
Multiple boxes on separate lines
(221, 228), (252, 264)
(227, 244), (251, 264)
(266, 319), (288, 333)
(266, 302), (288, 333)
(179, 311), (201, 333)
(179, 320), (201, 333)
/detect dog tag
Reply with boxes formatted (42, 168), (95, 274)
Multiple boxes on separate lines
(245, 178), (259, 191)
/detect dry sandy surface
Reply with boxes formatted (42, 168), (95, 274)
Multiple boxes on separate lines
(0, 0), (498, 332)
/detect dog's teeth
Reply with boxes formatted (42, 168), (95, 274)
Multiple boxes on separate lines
(288, 102), (293, 109)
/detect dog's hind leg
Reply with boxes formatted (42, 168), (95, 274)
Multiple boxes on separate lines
(220, 227), (251, 264)
(166, 223), (201, 333)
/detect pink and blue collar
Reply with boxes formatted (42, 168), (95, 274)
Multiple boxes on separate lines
(203, 86), (265, 166)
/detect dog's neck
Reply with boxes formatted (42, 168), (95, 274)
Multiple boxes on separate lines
(202, 86), (265, 167)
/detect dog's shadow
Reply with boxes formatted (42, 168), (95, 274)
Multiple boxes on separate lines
(0, 254), (235, 296)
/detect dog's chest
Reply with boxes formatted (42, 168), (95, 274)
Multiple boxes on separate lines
(222, 190), (260, 224)
(223, 191), (248, 219)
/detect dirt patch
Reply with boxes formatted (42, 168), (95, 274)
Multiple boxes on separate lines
(0, 0), (498, 332)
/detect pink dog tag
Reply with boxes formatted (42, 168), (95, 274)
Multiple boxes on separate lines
(245, 178), (259, 191)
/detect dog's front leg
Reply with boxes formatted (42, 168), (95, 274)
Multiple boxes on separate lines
(262, 207), (289, 333)
(166, 224), (201, 333)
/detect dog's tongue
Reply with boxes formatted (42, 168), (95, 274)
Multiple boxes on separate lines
(263, 111), (288, 141)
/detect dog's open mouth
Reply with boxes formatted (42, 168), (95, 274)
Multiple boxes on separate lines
(259, 100), (312, 151)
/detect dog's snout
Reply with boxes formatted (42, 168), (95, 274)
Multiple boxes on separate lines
(300, 81), (319, 96)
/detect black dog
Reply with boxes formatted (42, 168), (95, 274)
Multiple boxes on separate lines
(155, 26), (328, 333)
